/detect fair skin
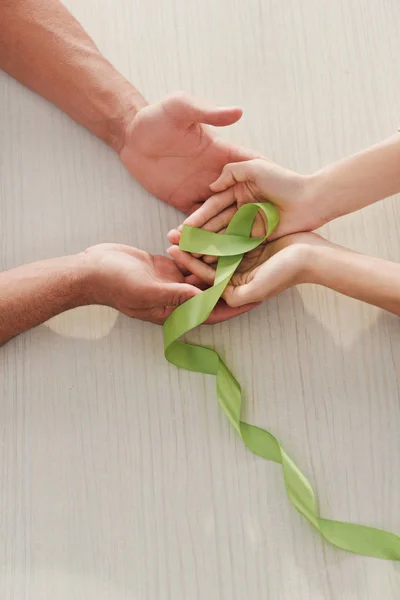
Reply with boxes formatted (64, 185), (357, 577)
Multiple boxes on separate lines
(168, 233), (400, 316)
(0, 244), (255, 346)
(168, 134), (400, 244)
(168, 140), (400, 315)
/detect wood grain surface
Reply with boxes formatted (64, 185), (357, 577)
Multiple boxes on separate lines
(1, 0), (400, 597)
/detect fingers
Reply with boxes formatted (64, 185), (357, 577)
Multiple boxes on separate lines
(167, 228), (181, 245)
(224, 284), (258, 307)
(185, 274), (210, 290)
(168, 250), (190, 276)
(166, 245), (262, 321)
(176, 189), (235, 261)
(167, 246), (216, 286)
(164, 92), (243, 128)
(185, 97), (243, 127)
(167, 228), (202, 259)
(196, 206), (237, 236)
(182, 188), (236, 229)
(167, 246), (263, 312)
(210, 158), (265, 192)
(201, 227), (227, 264)
(200, 105), (243, 127)
(134, 294), (260, 325)
(159, 281), (201, 307)
(223, 246), (301, 306)
(204, 300), (261, 324)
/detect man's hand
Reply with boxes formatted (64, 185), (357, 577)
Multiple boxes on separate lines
(119, 92), (258, 214)
(0, 2), (257, 215)
(82, 243), (252, 324)
(0, 243), (256, 344)
(82, 243), (200, 324)
(167, 233), (327, 307)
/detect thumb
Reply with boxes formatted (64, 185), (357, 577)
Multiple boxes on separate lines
(159, 282), (201, 307)
(196, 103), (243, 127)
(210, 159), (264, 192)
(166, 92), (243, 127)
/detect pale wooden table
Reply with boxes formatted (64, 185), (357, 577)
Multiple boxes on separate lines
(1, 0), (400, 598)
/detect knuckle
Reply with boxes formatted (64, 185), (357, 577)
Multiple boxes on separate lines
(170, 294), (183, 306)
(222, 162), (234, 174)
(224, 289), (238, 307)
(168, 90), (190, 108)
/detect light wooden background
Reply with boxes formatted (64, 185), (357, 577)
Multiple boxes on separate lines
(1, 0), (400, 598)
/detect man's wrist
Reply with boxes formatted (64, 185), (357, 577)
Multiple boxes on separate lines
(0, 254), (96, 345)
(34, 254), (95, 312)
(105, 80), (148, 152)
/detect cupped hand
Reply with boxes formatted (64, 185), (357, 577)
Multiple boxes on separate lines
(168, 233), (328, 307)
(168, 158), (321, 248)
(120, 92), (258, 214)
(82, 243), (255, 324)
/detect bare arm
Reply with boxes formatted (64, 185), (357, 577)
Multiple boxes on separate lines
(0, 255), (89, 345)
(0, 0), (146, 150)
(309, 243), (400, 316)
(0, 244), (253, 345)
(173, 134), (400, 241)
(169, 232), (400, 317)
(0, 0), (255, 213)
(310, 134), (400, 225)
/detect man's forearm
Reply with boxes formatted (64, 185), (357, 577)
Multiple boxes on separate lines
(0, 0), (147, 150)
(309, 243), (400, 317)
(0, 254), (90, 345)
(309, 134), (400, 225)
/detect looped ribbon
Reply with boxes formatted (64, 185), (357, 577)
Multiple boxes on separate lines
(164, 202), (400, 560)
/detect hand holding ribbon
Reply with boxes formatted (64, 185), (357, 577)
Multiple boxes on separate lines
(164, 202), (400, 561)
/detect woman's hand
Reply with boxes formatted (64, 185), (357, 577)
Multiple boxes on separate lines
(168, 233), (329, 306)
(169, 135), (400, 246)
(168, 158), (321, 248)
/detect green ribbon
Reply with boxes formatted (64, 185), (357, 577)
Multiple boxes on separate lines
(163, 202), (400, 560)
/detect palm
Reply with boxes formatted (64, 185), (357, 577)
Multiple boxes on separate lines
(168, 233), (323, 307)
(120, 93), (257, 214)
(226, 233), (326, 304)
(225, 179), (311, 241)
(172, 158), (318, 251)
(85, 244), (255, 325)
(85, 244), (189, 321)
(230, 237), (289, 285)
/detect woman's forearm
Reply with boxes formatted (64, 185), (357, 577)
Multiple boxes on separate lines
(0, 255), (89, 345)
(309, 243), (400, 316)
(0, 0), (147, 150)
(309, 134), (400, 225)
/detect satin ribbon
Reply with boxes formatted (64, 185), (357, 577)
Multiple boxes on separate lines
(163, 202), (400, 560)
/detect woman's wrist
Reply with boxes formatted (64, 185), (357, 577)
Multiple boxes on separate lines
(305, 242), (362, 291)
(302, 135), (400, 230)
(301, 169), (340, 229)
(276, 234), (338, 286)
(293, 236), (344, 286)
